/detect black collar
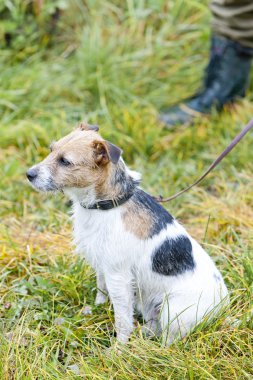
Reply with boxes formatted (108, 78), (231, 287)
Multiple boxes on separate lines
(80, 191), (134, 210)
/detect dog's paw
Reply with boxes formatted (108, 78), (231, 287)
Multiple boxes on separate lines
(95, 292), (107, 306)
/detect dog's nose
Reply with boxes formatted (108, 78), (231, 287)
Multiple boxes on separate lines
(26, 168), (38, 182)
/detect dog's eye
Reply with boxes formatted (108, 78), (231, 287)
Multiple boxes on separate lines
(58, 157), (71, 166)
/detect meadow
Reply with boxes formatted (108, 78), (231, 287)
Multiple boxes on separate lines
(0, 1), (252, 379)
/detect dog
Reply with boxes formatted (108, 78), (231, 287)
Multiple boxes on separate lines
(27, 122), (228, 345)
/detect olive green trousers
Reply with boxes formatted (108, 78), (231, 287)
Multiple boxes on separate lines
(210, 0), (253, 48)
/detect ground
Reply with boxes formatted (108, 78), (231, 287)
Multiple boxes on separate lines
(0, 1), (252, 379)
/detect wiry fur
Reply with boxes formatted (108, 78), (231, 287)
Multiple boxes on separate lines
(27, 124), (228, 345)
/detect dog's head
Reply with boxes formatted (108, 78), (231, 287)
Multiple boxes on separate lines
(26, 122), (122, 193)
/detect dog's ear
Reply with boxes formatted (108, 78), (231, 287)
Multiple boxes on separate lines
(78, 122), (99, 132)
(106, 141), (123, 164)
(93, 140), (122, 165)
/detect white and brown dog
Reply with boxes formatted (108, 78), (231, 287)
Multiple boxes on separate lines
(27, 122), (228, 345)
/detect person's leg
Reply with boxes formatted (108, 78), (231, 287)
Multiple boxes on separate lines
(210, 0), (253, 48)
(160, 0), (253, 128)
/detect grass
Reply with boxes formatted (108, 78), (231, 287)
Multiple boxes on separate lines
(0, 0), (253, 379)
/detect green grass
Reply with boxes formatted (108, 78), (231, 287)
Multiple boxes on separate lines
(0, 1), (253, 379)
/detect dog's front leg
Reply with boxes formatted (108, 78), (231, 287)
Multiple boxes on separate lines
(105, 271), (134, 343)
(95, 271), (108, 305)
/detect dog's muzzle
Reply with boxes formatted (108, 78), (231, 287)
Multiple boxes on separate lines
(26, 165), (57, 192)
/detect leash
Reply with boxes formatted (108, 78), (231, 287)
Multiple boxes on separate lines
(155, 118), (253, 203)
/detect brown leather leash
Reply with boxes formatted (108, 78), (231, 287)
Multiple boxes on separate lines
(155, 118), (253, 203)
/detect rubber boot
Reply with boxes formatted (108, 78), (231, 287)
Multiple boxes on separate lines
(159, 35), (253, 128)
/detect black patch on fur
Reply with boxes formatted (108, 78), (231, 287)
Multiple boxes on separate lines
(112, 169), (173, 237)
(113, 165), (139, 197)
(152, 236), (195, 276)
(132, 189), (174, 237)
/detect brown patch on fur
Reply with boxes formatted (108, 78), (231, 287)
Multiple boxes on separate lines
(93, 141), (110, 166)
(122, 199), (153, 240)
(94, 173), (116, 200)
(37, 128), (123, 200)
(40, 129), (110, 189)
